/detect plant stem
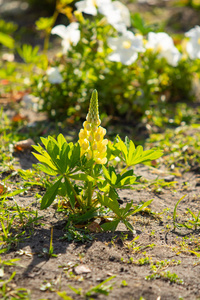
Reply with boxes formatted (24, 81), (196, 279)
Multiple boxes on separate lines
(64, 176), (83, 210)
(87, 180), (93, 208)
(43, 3), (59, 54)
(120, 165), (128, 176)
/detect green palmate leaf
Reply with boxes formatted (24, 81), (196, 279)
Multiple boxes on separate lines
(41, 177), (62, 209)
(17, 44), (40, 64)
(32, 152), (58, 171)
(32, 144), (45, 155)
(72, 208), (99, 224)
(116, 136), (162, 166)
(36, 17), (54, 31)
(101, 220), (120, 232)
(132, 149), (163, 164)
(47, 138), (68, 174)
(120, 201), (133, 217)
(98, 194), (120, 216)
(0, 20), (18, 35)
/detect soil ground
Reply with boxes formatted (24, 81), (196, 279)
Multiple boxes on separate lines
(1, 110), (200, 300)
(1, 160), (200, 300)
(1, 1), (200, 299)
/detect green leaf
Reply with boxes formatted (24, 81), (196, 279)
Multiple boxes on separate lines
(101, 220), (120, 232)
(35, 17), (54, 31)
(115, 136), (128, 160)
(47, 138), (65, 173)
(0, 20), (18, 35)
(123, 219), (134, 232)
(40, 136), (49, 149)
(0, 32), (14, 48)
(57, 291), (74, 300)
(17, 44), (40, 64)
(41, 177), (62, 209)
(133, 149), (163, 164)
(173, 195), (187, 229)
(64, 178), (76, 209)
(69, 143), (80, 169)
(0, 188), (27, 199)
(108, 187), (118, 201)
(102, 165), (111, 181)
(57, 133), (67, 149)
(72, 208), (99, 224)
(131, 13), (152, 35)
(98, 194), (121, 216)
(118, 176), (136, 187)
(126, 199), (153, 216)
(69, 173), (94, 182)
(120, 201), (133, 217)
(37, 163), (58, 176)
(32, 152), (58, 171)
(59, 143), (71, 173)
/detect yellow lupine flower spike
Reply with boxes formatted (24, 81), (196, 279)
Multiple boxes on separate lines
(78, 90), (108, 164)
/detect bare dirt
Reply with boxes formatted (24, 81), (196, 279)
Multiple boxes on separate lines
(1, 1), (200, 299)
(1, 134), (200, 300)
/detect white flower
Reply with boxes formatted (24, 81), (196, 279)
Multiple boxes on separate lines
(75, 0), (130, 33)
(107, 31), (145, 65)
(99, 1), (131, 33)
(46, 67), (64, 84)
(51, 22), (80, 53)
(185, 25), (200, 59)
(75, 0), (98, 16)
(145, 32), (181, 66)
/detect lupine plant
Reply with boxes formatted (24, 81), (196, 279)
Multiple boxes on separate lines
(32, 90), (162, 232)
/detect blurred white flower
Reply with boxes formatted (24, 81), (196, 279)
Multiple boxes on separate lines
(107, 31), (145, 65)
(2, 53), (14, 62)
(99, 1), (131, 33)
(51, 22), (80, 53)
(185, 25), (200, 59)
(75, 0), (130, 32)
(145, 32), (181, 66)
(75, 0), (98, 16)
(46, 67), (64, 84)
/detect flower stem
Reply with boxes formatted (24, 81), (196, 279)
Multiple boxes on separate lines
(64, 176), (83, 210)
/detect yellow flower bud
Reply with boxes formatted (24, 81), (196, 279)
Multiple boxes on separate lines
(78, 90), (107, 164)
(88, 134), (94, 142)
(81, 139), (89, 150)
(79, 128), (88, 139)
(83, 121), (91, 131)
(92, 143), (97, 150)
(96, 157), (107, 164)
(87, 149), (93, 159)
